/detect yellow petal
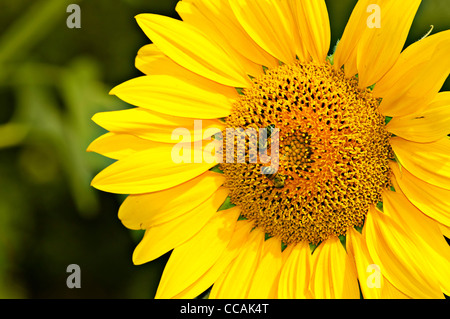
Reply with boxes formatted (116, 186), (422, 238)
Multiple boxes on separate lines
(135, 13), (251, 88)
(382, 187), (450, 296)
(390, 136), (450, 190)
(386, 92), (450, 143)
(92, 108), (224, 144)
(110, 74), (236, 119)
(209, 228), (265, 299)
(355, 0), (421, 88)
(334, 0), (371, 74)
(310, 236), (360, 299)
(365, 205), (443, 298)
(291, 0), (331, 62)
(347, 228), (409, 299)
(247, 237), (283, 299)
(173, 219), (254, 299)
(390, 163), (450, 227)
(229, 0), (297, 64)
(439, 223), (450, 239)
(91, 142), (216, 194)
(375, 30), (450, 117)
(118, 171), (225, 229)
(87, 132), (153, 160)
(132, 187), (229, 265)
(286, 1), (309, 61)
(136, 43), (247, 91)
(335, 0), (421, 88)
(175, 1), (266, 77)
(155, 206), (241, 299)
(135, 43), (164, 75)
(278, 241), (312, 299)
(180, 0), (279, 68)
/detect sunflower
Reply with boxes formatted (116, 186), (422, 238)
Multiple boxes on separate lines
(89, 0), (450, 299)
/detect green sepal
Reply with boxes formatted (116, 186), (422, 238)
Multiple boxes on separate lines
(385, 116), (393, 125)
(218, 196), (235, 211)
(339, 235), (347, 251)
(210, 164), (223, 174)
(236, 88), (245, 95)
(326, 39), (340, 65)
(376, 201), (384, 212)
(354, 224), (363, 234)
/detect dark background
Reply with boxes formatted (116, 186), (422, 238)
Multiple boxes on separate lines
(0, 0), (449, 298)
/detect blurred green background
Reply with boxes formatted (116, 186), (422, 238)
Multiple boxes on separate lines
(0, 0), (449, 298)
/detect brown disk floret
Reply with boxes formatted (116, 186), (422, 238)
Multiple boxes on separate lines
(221, 61), (393, 245)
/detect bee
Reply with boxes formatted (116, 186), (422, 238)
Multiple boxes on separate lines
(258, 124), (278, 153)
(261, 166), (286, 189)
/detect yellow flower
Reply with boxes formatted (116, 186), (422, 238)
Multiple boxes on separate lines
(89, 0), (450, 299)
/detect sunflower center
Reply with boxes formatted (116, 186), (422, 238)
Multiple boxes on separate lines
(220, 61), (393, 245)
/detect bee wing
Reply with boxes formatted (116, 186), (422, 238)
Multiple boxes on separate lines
(261, 166), (276, 175)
